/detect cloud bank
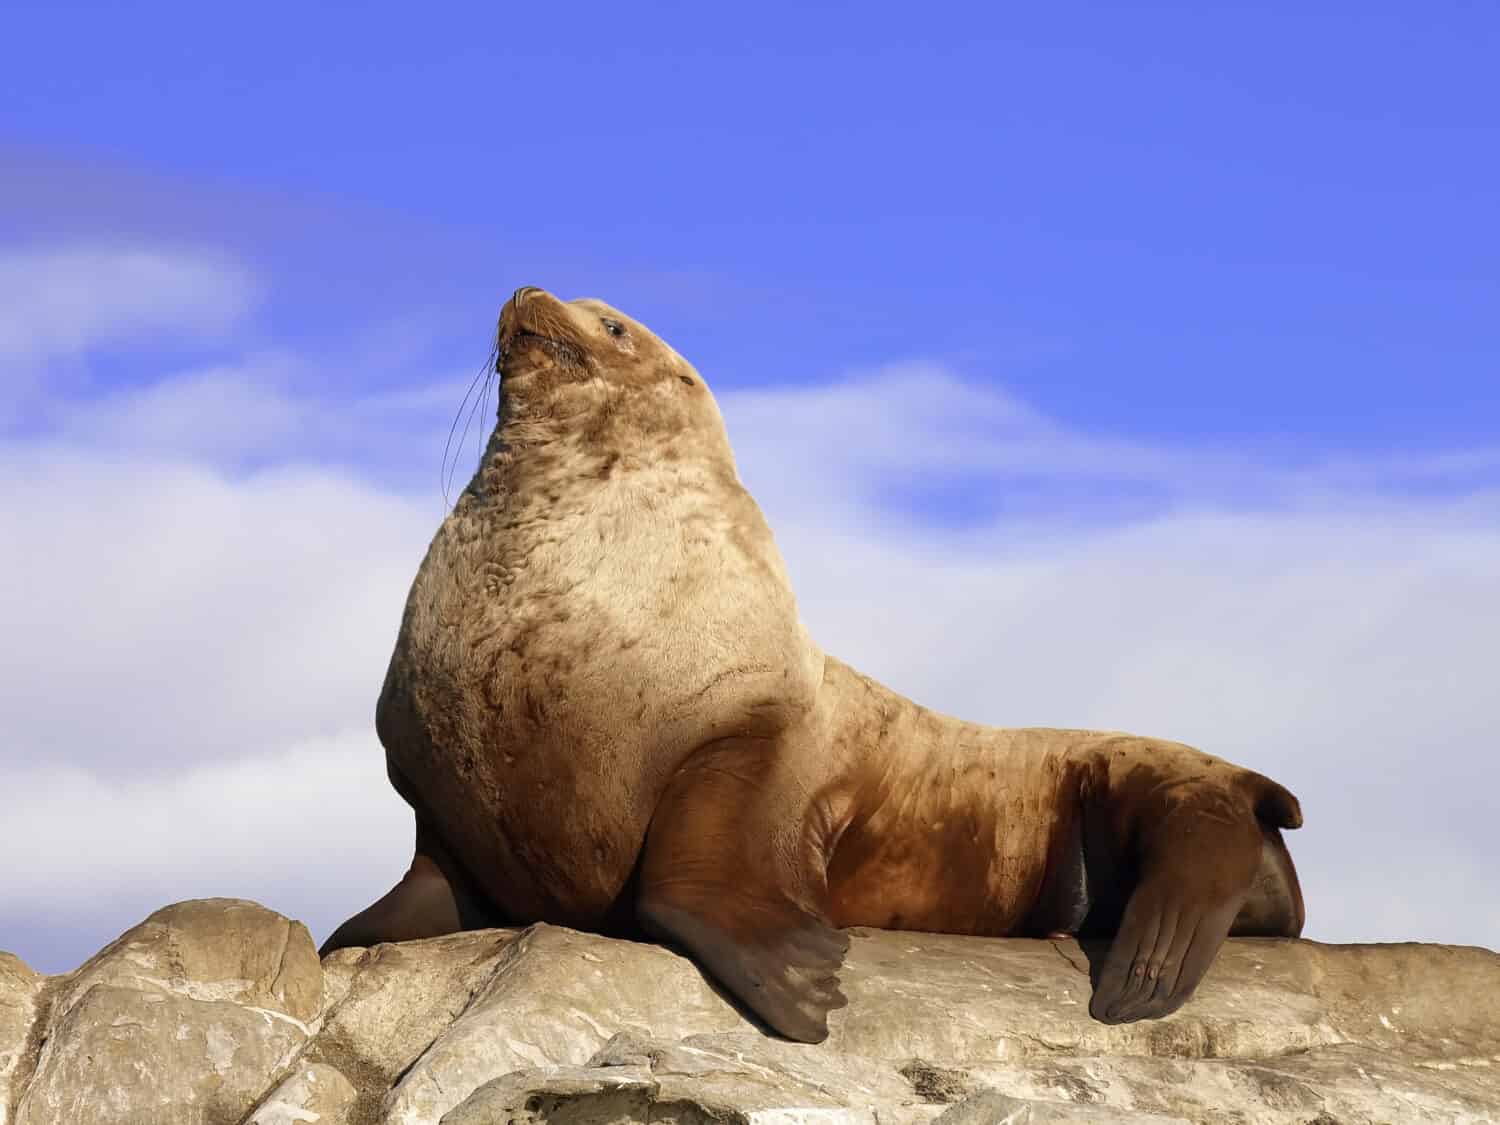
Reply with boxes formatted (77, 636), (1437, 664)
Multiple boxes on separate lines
(2, 243), (1495, 972)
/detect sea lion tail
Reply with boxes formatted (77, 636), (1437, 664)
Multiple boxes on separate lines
(1247, 772), (1303, 830)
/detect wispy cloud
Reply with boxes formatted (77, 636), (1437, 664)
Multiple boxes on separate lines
(27, 355), (499, 493)
(725, 364), (1500, 526)
(0, 244), (257, 364)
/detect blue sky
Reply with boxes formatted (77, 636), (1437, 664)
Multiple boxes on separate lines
(1, 1), (1497, 970)
(6, 1), (1497, 449)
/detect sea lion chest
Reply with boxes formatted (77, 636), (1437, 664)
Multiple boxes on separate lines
(377, 456), (817, 921)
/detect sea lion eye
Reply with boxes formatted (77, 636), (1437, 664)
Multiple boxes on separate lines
(602, 318), (626, 338)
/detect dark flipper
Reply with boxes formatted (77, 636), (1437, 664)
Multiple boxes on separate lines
(639, 897), (849, 1043)
(1089, 785), (1266, 1024)
(319, 813), (503, 956)
(1089, 871), (1247, 1023)
(1231, 824), (1306, 937)
(1230, 771), (1306, 937)
(637, 735), (849, 1043)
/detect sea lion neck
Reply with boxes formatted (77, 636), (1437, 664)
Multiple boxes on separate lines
(458, 389), (741, 509)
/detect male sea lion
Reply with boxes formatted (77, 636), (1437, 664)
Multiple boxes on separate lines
(322, 287), (1305, 1043)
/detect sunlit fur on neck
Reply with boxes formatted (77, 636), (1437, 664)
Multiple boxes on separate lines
(457, 370), (738, 510)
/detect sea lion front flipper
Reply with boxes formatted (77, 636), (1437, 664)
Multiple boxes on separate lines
(637, 736), (850, 1043)
(1089, 787), (1264, 1024)
(638, 896), (849, 1043)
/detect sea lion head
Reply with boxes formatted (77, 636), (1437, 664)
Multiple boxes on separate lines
(494, 287), (726, 454)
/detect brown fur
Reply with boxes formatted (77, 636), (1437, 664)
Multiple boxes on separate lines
(322, 288), (1306, 1042)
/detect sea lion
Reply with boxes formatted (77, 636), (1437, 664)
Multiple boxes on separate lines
(322, 287), (1305, 1043)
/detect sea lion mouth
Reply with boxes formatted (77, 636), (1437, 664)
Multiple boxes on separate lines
(507, 326), (551, 351)
(497, 288), (588, 374)
(499, 329), (586, 373)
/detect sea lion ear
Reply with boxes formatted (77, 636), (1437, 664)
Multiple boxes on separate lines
(1246, 773), (1303, 830)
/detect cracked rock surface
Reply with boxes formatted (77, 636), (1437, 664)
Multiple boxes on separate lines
(1, 899), (1496, 1124)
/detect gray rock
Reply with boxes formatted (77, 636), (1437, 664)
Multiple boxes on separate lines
(245, 1061), (358, 1125)
(832, 930), (1343, 1063)
(381, 924), (749, 1124)
(49, 898), (322, 1029)
(376, 926), (1500, 1124)
(17, 985), (306, 1125)
(933, 1090), (1187, 1123)
(2, 900), (1497, 1124)
(440, 1057), (903, 1124)
(437, 1064), (667, 1125)
(0, 953), (42, 1125)
(13, 899), (321, 1125)
(309, 930), (519, 1123)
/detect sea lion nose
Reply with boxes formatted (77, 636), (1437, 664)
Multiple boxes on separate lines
(500, 286), (544, 342)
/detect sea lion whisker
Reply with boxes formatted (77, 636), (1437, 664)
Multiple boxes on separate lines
(442, 350), (498, 508)
(454, 363), (492, 484)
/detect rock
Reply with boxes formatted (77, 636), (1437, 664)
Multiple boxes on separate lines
(439, 1028), (924, 1122)
(1, 900), (1497, 1124)
(245, 1062), (358, 1125)
(441, 1038), (916, 1125)
(12, 899), (322, 1125)
(831, 929), (1341, 1062)
(932, 1090), (1187, 1123)
(593, 1029), (918, 1106)
(942, 1044), (1500, 1123)
(438, 1048), (1190, 1124)
(18, 985), (307, 1125)
(308, 931), (518, 1123)
(437, 1064), (669, 1125)
(381, 925), (749, 1124)
(48, 898), (322, 1028)
(0, 953), (42, 1125)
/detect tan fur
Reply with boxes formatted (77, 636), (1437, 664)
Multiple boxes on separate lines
(374, 290), (821, 926)
(325, 288), (1306, 1044)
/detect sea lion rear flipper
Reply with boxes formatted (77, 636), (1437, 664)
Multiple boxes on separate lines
(1247, 771), (1303, 830)
(637, 736), (850, 1043)
(319, 813), (502, 956)
(1231, 821), (1306, 937)
(1089, 787), (1264, 1024)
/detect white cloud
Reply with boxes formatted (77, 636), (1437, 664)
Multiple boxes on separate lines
(728, 364), (1164, 484)
(2, 353), (1496, 976)
(724, 364), (1500, 518)
(0, 244), (257, 366)
(0, 732), (403, 906)
(50, 359), (308, 462)
(33, 355), (498, 490)
(0, 733), (410, 973)
(0, 445), (435, 774)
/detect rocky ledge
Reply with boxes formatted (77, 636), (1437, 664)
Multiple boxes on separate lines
(1, 900), (1496, 1124)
